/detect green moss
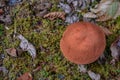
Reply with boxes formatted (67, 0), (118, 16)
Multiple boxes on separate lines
(1, 0), (120, 80)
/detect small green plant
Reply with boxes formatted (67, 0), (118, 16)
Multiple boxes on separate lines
(0, 24), (4, 36)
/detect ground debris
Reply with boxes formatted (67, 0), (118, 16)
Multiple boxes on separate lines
(17, 72), (32, 80)
(78, 64), (87, 73)
(58, 0), (95, 24)
(110, 35), (120, 65)
(83, 0), (120, 21)
(44, 12), (66, 20)
(9, 0), (22, 6)
(0, 1), (12, 24)
(0, 66), (8, 76)
(88, 70), (100, 80)
(6, 48), (17, 57)
(65, 13), (79, 24)
(100, 26), (112, 36)
(58, 3), (71, 14)
(17, 34), (36, 59)
(32, 0), (52, 17)
(0, 8), (4, 15)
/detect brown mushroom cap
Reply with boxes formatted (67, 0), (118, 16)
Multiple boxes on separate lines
(60, 22), (106, 64)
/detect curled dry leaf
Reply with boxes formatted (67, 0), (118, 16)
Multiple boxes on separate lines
(17, 34), (36, 59)
(110, 35), (120, 65)
(88, 70), (100, 80)
(44, 12), (66, 20)
(17, 72), (32, 80)
(100, 26), (112, 36)
(6, 48), (17, 57)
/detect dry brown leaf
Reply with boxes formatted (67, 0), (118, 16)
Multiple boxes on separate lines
(96, 14), (112, 21)
(6, 48), (17, 57)
(100, 26), (112, 36)
(44, 12), (66, 20)
(110, 35), (120, 65)
(17, 72), (32, 80)
(0, 9), (4, 15)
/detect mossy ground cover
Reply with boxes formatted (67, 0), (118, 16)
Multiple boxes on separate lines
(0, 0), (120, 80)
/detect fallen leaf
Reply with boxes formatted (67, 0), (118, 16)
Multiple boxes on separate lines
(58, 3), (71, 13)
(59, 0), (95, 24)
(17, 72), (32, 80)
(17, 34), (36, 59)
(78, 64), (87, 73)
(96, 14), (112, 21)
(6, 48), (17, 57)
(114, 3), (120, 19)
(107, 0), (119, 17)
(88, 70), (100, 80)
(33, 1), (52, 17)
(100, 26), (112, 36)
(0, 14), (12, 24)
(91, 0), (113, 13)
(110, 35), (120, 65)
(0, 8), (4, 15)
(44, 12), (66, 20)
(65, 14), (79, 24)
(0, 66), (8, 76)
(83, 12), (97, 18)
(84, 0), (120, 21)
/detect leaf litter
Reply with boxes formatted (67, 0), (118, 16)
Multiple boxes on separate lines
(6, 48), (17, 57)
(0, 0), (120, 79)
(84, 0), (120, 21)
(88, 70), (100, 80)
(17, 72), (32, 80)
(17, 34), (36, 59)
(58, 0), (95, 24)
(0, 66), (8, 76)
(110, 35), (120, 65)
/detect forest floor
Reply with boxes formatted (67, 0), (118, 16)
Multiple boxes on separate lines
(0, 0), (120, 80)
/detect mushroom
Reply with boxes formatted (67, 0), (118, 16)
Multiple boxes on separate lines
(60, 22), (106, 64)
